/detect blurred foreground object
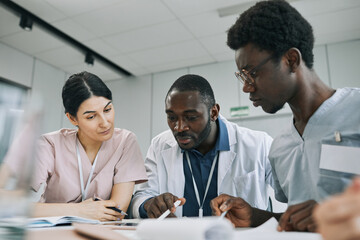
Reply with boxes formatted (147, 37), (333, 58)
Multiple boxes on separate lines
(0, 92), (43, 239)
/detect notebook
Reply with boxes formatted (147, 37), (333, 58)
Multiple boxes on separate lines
(27, 216), (101, 228)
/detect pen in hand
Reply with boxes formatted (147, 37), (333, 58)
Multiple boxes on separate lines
(157, 200), (182, 221)
(93, 197), (128, 216)
(220, 210), (228, 218)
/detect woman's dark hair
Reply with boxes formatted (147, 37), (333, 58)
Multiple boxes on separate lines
(62, 71), (112, 117)
(227, 0), (314, 69)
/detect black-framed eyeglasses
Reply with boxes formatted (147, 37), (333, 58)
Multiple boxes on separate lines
(235, 55), (274, 85)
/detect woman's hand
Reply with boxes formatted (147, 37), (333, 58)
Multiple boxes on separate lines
(314, 177), (360, 240)
(77, 198), (123, 221)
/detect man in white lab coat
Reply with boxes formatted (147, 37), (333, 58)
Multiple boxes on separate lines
(131, 74), (273, 218)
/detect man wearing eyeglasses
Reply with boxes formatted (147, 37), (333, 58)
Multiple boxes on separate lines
(211, 0), (360, 233)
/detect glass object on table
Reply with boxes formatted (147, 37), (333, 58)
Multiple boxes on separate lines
(0, 83), (43, 240)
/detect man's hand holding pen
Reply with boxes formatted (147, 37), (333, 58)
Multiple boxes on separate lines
(144, 192), (186, 218)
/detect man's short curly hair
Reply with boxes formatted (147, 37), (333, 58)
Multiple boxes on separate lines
(227, 0), (314, 69)
(166, 74), (216, 110)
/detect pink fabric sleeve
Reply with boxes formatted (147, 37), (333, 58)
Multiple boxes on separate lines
(113, 132), (147, 184)
(31, 136), (55, 192)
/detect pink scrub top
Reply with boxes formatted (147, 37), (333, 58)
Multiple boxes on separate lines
(8, 128), (147, 203)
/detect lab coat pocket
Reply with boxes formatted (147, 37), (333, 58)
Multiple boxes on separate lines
(234, 170), (261, 207)
(318, 134), (360, 197)
(317, 169), (353, 197)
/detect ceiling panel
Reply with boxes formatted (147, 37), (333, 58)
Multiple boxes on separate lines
(44, 0), (121, 17)
(311, 7), (360, 34)
(180, 11), (237, 38)
(292, 0), (360, 18)
(213, 52), (235, 63)
(111, 54), (150, 75)
(62, 60), (118, 80)
(147, 56), (214, 73)
(12, 0), (66, 22)
(1, 0), (360, 79)
(162, 0), (249, 18)
(103, 20), (194, 54)
(128, 40), (211, 67)
(199, 34), (232, 56)
(34, 45), (84, 68)
(72, 0), (176, 37)
(0, 7), (22, 38)
(0, 26), (65, 55)
(82, 38), (122, 57)
(51, 19), (97, 41)
(99, 72), (121, 82)
(124, 68), (152, 77)
(309, 7), (360, 45)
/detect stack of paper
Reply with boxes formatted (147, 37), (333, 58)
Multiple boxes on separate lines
(234, 218), (322, 240)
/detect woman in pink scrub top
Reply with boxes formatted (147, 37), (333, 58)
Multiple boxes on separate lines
(29, 71), (147, 221)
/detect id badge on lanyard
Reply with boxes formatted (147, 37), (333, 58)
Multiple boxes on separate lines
(76, 140), (101, 201)
(185, 151), (219, 218)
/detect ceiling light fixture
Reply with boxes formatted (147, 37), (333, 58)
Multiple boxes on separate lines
(19, 14), (32, 31)
(0, 0), (132, 77)
(85, 52), (94, 66)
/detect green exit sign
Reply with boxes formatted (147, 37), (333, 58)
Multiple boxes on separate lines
(230, 106), (249, 117)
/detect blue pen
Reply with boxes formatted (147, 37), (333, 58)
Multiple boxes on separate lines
(93, 197), (128, 216)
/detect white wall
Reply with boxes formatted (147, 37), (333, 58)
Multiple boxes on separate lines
(0, 42), (67, 135)
(106, 75), (152, 158)
(0, 43), (33, 88)
(152, 68), (188, 137)
(189, 61), (240, 119)
(31, 60), (66, 133)
(327, 40), (360, 88)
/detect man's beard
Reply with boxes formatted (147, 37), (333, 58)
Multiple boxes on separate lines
(177, 117), (212, 151)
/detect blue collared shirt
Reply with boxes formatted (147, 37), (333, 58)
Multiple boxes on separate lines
(182, 117), (229, 217)
(139, 117), (229, 218)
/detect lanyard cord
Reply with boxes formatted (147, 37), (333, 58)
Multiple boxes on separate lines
(185, 151), (219, 217)
(76, 140), (101, 201)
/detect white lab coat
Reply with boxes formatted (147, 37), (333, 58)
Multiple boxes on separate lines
(131, 115), (273, 218)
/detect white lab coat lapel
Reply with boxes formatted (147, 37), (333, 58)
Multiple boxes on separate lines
(161, 141), (185, 217)
(217, 116), (237, 193)
(161, 143), (185, 199)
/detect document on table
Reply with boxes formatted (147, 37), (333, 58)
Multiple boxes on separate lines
(234, 218), (322, 240)
(27, 216), (101, 228)
(136, 216), (233, 240)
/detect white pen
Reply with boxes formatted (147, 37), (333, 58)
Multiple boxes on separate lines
(220, 210), (228, 218)
(157, 200), (182, 221)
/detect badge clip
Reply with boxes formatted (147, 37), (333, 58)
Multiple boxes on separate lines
(334, 131), (341, 142)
